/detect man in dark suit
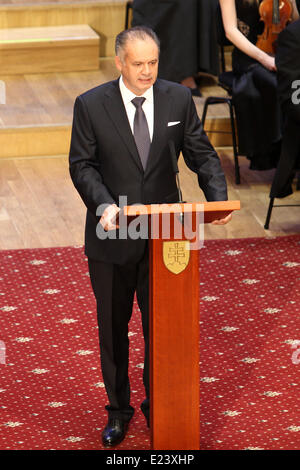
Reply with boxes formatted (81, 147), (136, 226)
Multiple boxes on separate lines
(269, 17), (300, 198)
(69, 26), (230, 447)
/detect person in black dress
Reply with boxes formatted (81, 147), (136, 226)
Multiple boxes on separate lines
(269, 17), (300, 199)
(219, 0), (299, 171)
(132, 0), (220, 96)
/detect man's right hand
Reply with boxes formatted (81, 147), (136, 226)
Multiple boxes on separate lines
(100, 204), (120, 231)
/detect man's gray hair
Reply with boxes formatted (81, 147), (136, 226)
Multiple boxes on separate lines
(115, 26), (160, 60)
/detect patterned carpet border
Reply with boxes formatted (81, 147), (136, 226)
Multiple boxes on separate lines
(0, 234), (299, 450)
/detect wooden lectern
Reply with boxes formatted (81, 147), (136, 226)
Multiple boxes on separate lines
(123, 200), (240, 450)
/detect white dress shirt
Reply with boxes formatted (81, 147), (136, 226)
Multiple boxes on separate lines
(119, 75), (154, 141)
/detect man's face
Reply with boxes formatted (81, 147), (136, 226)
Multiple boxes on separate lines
(115, 37), (159, 95)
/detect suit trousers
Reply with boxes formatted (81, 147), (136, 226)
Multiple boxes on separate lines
(88, 243), (149, 422)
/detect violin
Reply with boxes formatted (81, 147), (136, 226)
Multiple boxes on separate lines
(256, 0), (292, 54)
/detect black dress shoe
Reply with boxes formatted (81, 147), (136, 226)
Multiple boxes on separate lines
(102, 418), (129, 447)
(140, 399), (150, 428)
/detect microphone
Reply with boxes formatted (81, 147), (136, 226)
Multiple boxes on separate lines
(168, 140), (185, 224)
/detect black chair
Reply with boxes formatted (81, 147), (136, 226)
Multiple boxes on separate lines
(125, 1), (133, 29)
(264, 171), (300, 229)
(264, 105), (300, 230)
(201, 45), (240, 185)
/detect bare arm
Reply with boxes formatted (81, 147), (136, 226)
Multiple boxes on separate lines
(291, 0), (300, 20)
(219, 0), (276, 71)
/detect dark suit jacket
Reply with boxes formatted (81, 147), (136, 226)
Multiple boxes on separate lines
(270, 20), (300, 198)
(276, 19), (300, 112)
(69, 78), (228, 264)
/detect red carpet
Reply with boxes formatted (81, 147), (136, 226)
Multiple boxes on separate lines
(0, 235), (299, 450)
